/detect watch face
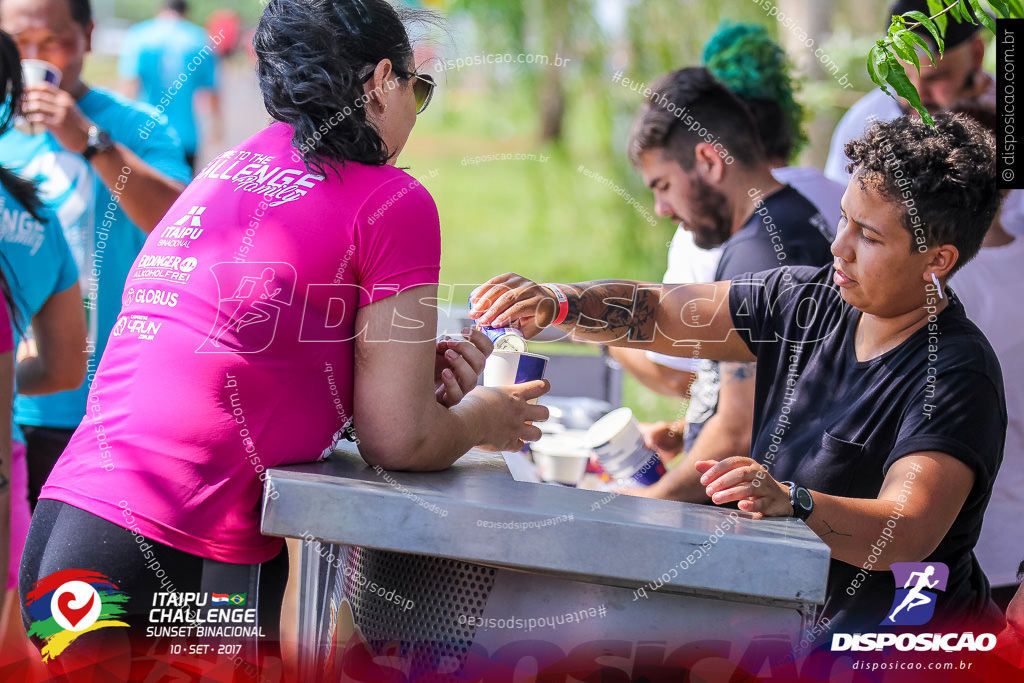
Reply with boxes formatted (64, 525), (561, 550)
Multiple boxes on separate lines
(796, 488), (813, 510)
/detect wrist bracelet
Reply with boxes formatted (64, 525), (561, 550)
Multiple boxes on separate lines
(542, 283), (569, 326)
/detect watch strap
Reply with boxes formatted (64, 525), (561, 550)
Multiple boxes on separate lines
(781, 480), (814, 521)
(83, 126), (113, 160)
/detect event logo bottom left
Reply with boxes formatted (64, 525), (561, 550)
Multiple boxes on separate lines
(23, 569), (130, 661)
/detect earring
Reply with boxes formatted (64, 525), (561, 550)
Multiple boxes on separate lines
(381, 102), (388, 112)
(930, 273), (944, 299)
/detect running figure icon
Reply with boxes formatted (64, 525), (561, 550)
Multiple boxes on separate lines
(886, 565), (939, 623)
(211, 267), (283, 347)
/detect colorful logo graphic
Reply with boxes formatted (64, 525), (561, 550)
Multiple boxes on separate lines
(883, 562), (949, 626)
(24, 569), (129, 661)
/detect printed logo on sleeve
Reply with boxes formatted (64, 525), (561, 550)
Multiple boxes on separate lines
(131, 254), (199, 284)
(123, 287), (179, 308)
(157, 205), (206, 247)
(112, 314), (162, 341)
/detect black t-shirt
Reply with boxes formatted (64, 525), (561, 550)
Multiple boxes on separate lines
(687, 186), (833, 441)
(713, 185), (833, 282)
(729, 264), (1006, 633)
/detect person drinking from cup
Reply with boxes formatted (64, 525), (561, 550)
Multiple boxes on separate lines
(19, 0), (547, 674)
(472, 112), (1005, 635)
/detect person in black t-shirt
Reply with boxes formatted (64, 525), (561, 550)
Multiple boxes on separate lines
(471, 112), (1005, 635)
(611, 67), (832, 503)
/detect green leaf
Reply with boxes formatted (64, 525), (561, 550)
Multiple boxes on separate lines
(904, 30), (936, 66)
(966, 0), (997, 32)
(893, 31), (922, 73)
(949, 0), (968, 21)
(868, 44), (893, 96)
(903, 10), (945, 54)
(883, 53), (935, 126)
(958, 0), (972, 22)
(926, 0), (950, 32)
(987, 0), (1010, 16)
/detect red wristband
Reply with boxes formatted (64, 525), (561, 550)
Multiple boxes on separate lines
(543, 283), (569, 326)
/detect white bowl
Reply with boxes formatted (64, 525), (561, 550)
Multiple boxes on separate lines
(530, 434), (592, 486)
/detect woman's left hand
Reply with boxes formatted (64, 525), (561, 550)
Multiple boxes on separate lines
(434, 327), (493, 407)
(696, 457), (792, 519)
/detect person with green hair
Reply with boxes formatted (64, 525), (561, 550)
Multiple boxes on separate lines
(703, 22), (844, 231)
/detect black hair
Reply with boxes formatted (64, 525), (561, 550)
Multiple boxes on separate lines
(844, 113), (1000, 275)
(65, 0), (91, 27)
(254, 0), (439, 178)
(627, 67), (764, 170)
(0, 0), (90, 26)
(743, 98), (793, 162)
(164, 0), (187, 15)
(0, 266), (15, 337)
(0, 31), (46, 225)
(0, 30), (47, 333)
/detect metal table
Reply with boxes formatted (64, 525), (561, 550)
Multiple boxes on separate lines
(262, 443), (830, 680)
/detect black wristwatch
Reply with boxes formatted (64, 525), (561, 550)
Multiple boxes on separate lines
(83, 125), (114, 160)
(781, 481), (814, 521)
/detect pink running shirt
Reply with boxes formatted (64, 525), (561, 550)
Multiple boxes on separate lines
(41, 122), (441, 563)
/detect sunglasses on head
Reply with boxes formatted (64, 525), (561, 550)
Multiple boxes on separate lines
(360, 64), (436, 115)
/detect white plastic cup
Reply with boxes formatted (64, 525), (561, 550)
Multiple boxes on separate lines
(585, 407), (665, 487)
(530, 434), (591, 487)
(482, 351), (549, 404)
(17, 60), (62, 135)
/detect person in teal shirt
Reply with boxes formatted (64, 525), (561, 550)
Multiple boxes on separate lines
(118, 0), (222, 172)
(0, 24), (86, 601)
(0, 0), (190, 509)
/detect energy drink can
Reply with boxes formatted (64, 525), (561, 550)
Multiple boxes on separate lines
(480, 326), (528, 352)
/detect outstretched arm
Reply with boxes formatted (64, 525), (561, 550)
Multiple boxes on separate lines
(697, 451), (974, 567)
(470, 274), (755, 363)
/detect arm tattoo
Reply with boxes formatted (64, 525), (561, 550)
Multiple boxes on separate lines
(722, 361), (755, 384)
(560, 281), (659, 344)
(820, 519), (852, 538)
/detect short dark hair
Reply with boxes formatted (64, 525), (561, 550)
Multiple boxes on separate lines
(67, 0), (91, 27)
(627, 66), (764, 170)
(254, 0), (440, 177)
(844, 113), (999, 275)
(0, 0), (90, 26)
(164, 0), (187, 15)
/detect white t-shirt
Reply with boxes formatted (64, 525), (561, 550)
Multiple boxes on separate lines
(950, 237), (1024, 587)
(825, 82), (1024, 237)
(772, 166), (845, 236)
(825, 88), (903, 185)
(646, 228), (721, 372)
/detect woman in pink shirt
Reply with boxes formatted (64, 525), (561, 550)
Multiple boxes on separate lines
(20, 0), (547, 672)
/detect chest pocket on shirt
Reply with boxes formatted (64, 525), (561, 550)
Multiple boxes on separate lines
(795, 431), (867, 499)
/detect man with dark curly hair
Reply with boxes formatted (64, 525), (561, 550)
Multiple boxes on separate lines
(473, 111), (1006, 635)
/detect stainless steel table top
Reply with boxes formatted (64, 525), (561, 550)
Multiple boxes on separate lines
(262, 444), (830, 605)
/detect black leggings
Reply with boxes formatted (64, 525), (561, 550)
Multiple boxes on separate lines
(18, 425), (74, 511)
(20, 500), (288, 679)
